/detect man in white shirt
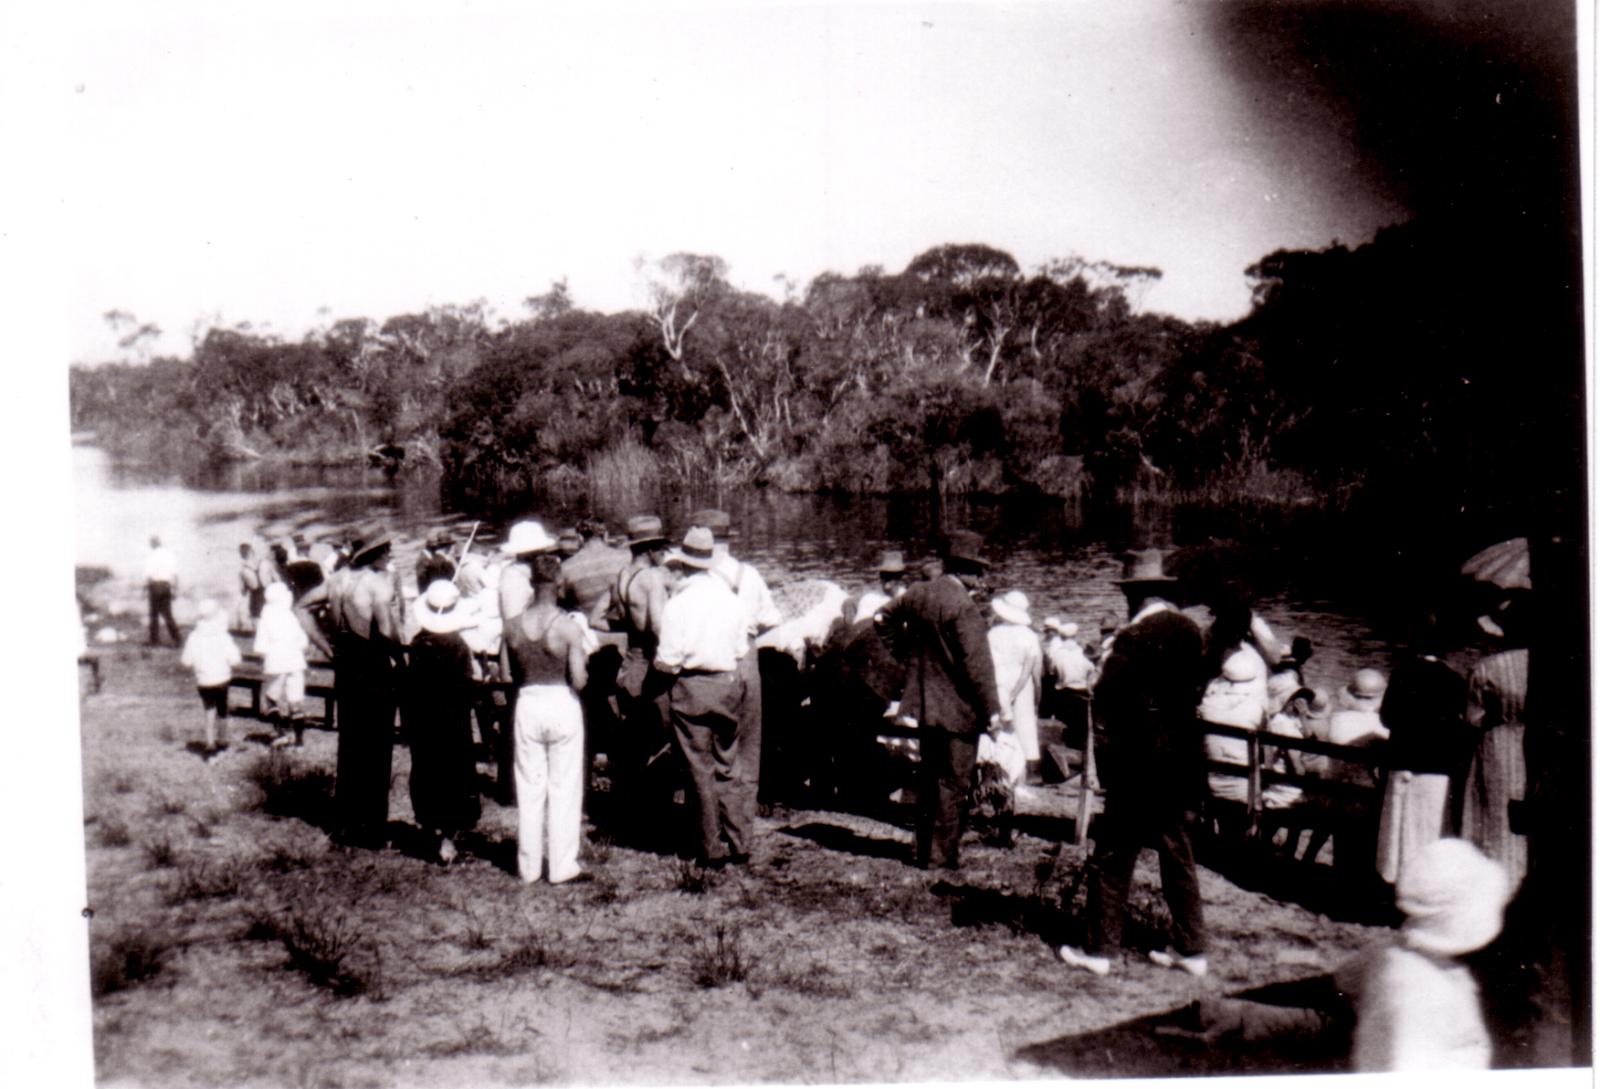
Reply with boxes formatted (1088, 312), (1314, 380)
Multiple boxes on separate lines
(654, 525), (754, 868)
(144, 535), (181, 646)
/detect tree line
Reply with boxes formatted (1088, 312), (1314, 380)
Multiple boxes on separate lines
(69, 221), (1568, 523)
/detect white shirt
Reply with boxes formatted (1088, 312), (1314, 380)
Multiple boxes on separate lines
(655, 571), (749, 674)
(181, 622), (242, 687)
(713, 549), (782, 637)
(144, 545), (178, 584)
(1045, 635), (1094, 690)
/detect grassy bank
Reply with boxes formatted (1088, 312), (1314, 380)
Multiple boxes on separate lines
(77, 645), (1389, 1085)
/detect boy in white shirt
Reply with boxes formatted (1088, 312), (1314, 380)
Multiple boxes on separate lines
(180, 600), (242, 759)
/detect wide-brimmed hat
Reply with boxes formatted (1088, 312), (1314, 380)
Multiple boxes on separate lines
(991, 590), (1031, 626)
(689, 509), (734, 537)
(1116, 549), (1179, 586)
(425, 528), (454, 552)
(349, 536), (392, 569)
(1344, 668), (1387, 705)
(416, 578), (478, 634)
(877, 550), (907, 575)
(666, 526), (717, 570)
(1396, 838), (1512, 956)
(940, 529), (991, 570)
(624, 514), (668, 548)
(1220, 649), (1258, 684)
(1043, 616), (1078, 637)
(195, 598), (222, 625)
(500, 520), (558, 557)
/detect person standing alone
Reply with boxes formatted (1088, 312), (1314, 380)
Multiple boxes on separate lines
(876, 529), (1006, 871)
(145, 535), (181, 646)
(1059, 549), (1209, 977)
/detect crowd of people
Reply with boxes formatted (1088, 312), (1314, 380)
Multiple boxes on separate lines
(146, 517), (1533, 1069)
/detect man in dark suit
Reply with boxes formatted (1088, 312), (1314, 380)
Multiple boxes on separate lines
(1059, 549), (1210, 977)
(878, 529), (1007, 870)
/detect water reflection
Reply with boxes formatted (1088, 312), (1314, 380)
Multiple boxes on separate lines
(74, 443), (1401, 692)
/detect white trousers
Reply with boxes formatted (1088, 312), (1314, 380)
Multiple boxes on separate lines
(513, 684), (585, 884)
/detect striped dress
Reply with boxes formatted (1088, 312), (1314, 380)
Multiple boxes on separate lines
(1461, 648), (1528, 888)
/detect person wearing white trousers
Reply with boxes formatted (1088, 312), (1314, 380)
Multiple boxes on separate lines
(505, 549), (591, 885)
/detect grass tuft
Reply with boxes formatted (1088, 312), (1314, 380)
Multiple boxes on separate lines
(142, 835), (178, 869)
(690, 925), (751, 988)
(152, 794), (189, 817)
(96, 819), (132, 848)
(675, 860), (712, 895)
(244, 753), (336, 826)
(255, 907), (383, 999)
(90, 929), (173, 997)
(165, 858), (247, 905)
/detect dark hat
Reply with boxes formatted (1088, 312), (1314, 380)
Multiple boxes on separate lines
(666, 525), (717, 570)
(1115, 549), (1178, 586)
(557, 527), (583, 552)
(350, 536), (392, 569)
(425, 528), (454, 552)
(688, 508), (734, 536)
(625, 514), (668, 548)
(877, 549), (907, 575)
(939, 529), (991, 569)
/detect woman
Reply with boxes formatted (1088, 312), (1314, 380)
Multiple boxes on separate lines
(1461, 593), (1530, 890)
(255, 581), (310, 748)
(987, 590), (1042, 779)
(404, 579), (483, 864)
(505, 552), (591, 885)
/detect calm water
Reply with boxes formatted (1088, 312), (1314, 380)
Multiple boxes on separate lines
(73, 442), (1424, 691)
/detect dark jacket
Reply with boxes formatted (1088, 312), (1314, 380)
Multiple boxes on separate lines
(878, 576), (1002, 736)
(1379, 654), (1468, 776)
(1092, 604), (1207, 798)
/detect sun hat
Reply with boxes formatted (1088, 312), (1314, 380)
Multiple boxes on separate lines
(454, 559), (487, 597)
(877, 550), (907, 575)
(1220, 649), (1258, 684)
(349, 536), (392, 569)
(991, 590), (1031, 626)
(557, 527), (583, 554)
(624, 514), (668, 548)
(1344, 668), (1388, 705)
(1043, 616), (1079, 637)
(1396, 838), (1512, 956)
(940, 529), (991, 570)
(264, 582), (292, 608)
(195, 599), (221, 626)
(689, 509), (734, 537)
(1116, 548), (1179, 585)
(666, 525), (717, 570)
(416, 578), (477, 634)
(499, 520), (558, 557)
(1267, 670), (1302, 707)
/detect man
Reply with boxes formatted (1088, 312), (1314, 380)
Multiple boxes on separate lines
(1059, 549), (1210, 978)
(556, 519), (630, 632)
(654, 526), (754, 867)
(331, 536), (405, 848)
(693, 509), (782, 802)
(608, 514), (675, 827)
(416, 529), (458, 590)
(144, 535), (181, 646)
(876, 529), (1007, 870)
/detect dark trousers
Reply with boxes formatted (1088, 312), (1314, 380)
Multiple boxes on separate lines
(1084, 791), (1207, 956)
(735, 648), (763, 792)
(915, 727), (978, 869)
(333, 633), (397, 846)
(147, 581), (180, 645)
(669, 671), (753, 862)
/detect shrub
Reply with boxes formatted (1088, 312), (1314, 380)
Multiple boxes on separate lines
(164, 858), (246, 905)
(95, 819), (132, 848)
(90, 929), (172, 997)
(254, 907), (383, 999)
(244, 753), (335, 826)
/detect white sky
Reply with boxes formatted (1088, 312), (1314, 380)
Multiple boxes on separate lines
(53, 0), (1407, 363)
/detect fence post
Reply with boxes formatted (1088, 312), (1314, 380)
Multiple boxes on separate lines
(1076, 703), (1097, 847)
(1246, 728), (1262, 838)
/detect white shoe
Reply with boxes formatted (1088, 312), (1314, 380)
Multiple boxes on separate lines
(1148, 947), (1208, 977)
(1058, 945), (1112, 976)
(438, 837), (458, 865)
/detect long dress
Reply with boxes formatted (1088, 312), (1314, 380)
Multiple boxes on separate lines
(987, 622), (1043, 762)
(1374, 655), (1467, 884)
(1461, 648), (1528, 888)
(403, 630), (482, 839)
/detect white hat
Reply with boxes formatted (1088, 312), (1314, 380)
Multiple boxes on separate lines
(1342, 668), (1388, 707)
(1043, 616), (1079, 637)
(264, 582), (292, 608)
(415, 578), (477, 634)
(666, 526), (717, 570)
(1221, 649), (1258, 684)
(1396, 838), (1512, 956)
(499, 521), (558, 557)
(854, 589), (890, 625)
(196, 599), (224, 628)
(991, 590), (1031, 627)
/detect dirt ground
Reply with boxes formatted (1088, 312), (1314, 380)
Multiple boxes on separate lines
(78, 645), (1388, 1087)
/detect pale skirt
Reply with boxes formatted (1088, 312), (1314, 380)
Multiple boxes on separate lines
(1375, 772), (1451, 884)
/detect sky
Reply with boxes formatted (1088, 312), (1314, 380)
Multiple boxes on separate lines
(53, 0), (1419, 364)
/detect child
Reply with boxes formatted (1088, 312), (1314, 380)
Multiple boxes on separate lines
(1337, 837), (1511, 1070)
(180, 599), (241, 760)
(254, 581), (310, 748)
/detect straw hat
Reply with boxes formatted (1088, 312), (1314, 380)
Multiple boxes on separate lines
(991, 590), (1031, 626)
(1116, 549), (1179, 586)
(877, 550), (907, 575)
(624, 514), (667, 548)
(667, 526), (717, 570)
(415, 579), (477, 634)
(1396, 838), (1512, 956)
(1344, 668), (1388, 706)
(557, 527), (583, 554)
(689, 509), (734, 537)
(500, 520), (558, 557)
(1220, 649), (1258, 684)
(1043, 616), (1078, 638)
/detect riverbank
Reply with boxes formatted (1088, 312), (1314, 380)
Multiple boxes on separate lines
(80, 644), (1387, 1085)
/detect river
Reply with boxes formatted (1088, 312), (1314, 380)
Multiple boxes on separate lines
(73, 441), (1441, 692)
